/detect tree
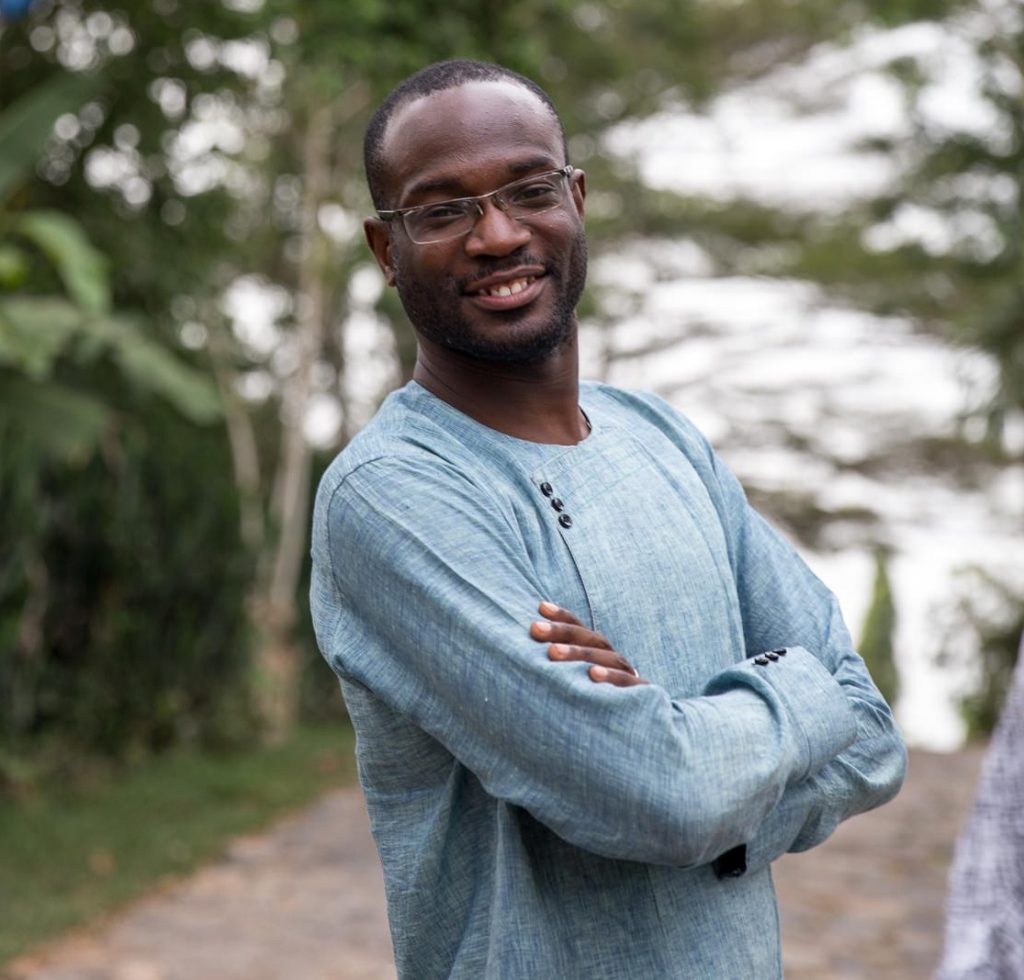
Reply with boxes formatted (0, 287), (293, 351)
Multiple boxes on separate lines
(858, 549), (900, 707)
(0, 74), (248, 789)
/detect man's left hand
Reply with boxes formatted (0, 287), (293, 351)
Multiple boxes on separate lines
(530, 601), (647, 687)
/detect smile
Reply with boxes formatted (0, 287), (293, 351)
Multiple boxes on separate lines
(467, 276), (546, 312)
(464, 267), (548, 312)
(477, 276), (535, 298)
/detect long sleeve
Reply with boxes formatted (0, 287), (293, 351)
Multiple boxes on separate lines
(312, 451), (862, 869)
(697, 426), (908, 873)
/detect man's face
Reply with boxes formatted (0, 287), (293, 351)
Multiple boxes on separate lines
(366, 81), (587, 366)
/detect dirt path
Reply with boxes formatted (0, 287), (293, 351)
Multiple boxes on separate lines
(6, 748), (984, 980)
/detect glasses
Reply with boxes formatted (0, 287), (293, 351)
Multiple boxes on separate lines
(377, 165), (575, 245)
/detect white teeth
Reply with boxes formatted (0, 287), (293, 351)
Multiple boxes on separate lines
(482, 277), (532, 297)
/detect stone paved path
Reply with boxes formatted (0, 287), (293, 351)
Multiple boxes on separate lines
(6, 749), (985, 980)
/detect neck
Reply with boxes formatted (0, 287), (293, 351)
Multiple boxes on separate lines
(412, 332), (588, 445)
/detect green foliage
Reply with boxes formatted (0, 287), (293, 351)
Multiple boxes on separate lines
(0, 724), (354, 963)
(938, 568), (1024, 741)
(0, 374), (110, 463)
(858, 549), (900, 707)
(0, 296), (85, 378)
(10, 210), (110, 312)
(766, 4), (1024, 435)
(0, 388), (254, 779)
(0, 71), (101, 200)
(0, 297), (220, 463)
(0, 21), (241, 784)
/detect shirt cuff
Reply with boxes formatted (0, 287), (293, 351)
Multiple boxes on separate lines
(703, 645), (859, 781)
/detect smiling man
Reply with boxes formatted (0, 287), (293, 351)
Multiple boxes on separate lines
(310, 60), (906, 980)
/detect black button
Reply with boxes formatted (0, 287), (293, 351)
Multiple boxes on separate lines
(753, 656), (769, 666)
(558, 514), (573, 529)
(550, 498), (564, 512)
(773, 648), (787, 656)
(540, 482), (554, 497)
(765, 651), (780, 661)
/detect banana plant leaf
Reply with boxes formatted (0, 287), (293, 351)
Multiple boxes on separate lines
(11, 211), (110, 314)
(0, 296), (221, 424)
(0, 72), (101, 202)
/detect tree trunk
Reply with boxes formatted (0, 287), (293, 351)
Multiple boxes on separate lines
(251, 102), (333, 742)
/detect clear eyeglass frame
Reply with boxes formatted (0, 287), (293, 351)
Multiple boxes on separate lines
(377, 165), (576, 245)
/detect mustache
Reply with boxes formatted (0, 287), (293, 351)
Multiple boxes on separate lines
(454, 253), (555, 292)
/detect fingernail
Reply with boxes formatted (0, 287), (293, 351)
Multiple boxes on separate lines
(533, 621), (551, 637)
(549, 643), (568, 658)
(591, 666), (608, 680)
(539, 600), (558, 614)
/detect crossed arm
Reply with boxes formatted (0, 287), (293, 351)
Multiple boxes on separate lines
(531, 600), (648, 686)
(531, 598), (906, 873)
(316, 448), (905, 872)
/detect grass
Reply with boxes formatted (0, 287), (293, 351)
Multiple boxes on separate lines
(0, 723), (357, 965)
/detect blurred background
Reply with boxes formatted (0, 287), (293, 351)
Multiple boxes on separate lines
(1, 0), (1021, 974)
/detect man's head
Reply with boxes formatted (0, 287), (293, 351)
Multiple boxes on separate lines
(364, 60), (568, 212)
(362, 60), (587, 366)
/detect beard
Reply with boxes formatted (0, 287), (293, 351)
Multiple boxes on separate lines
(392, 229), (588, 366)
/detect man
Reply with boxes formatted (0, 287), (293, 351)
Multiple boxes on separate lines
(310, 59), (906, 979)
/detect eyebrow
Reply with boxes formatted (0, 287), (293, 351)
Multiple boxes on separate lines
(404, 154), (559, 204)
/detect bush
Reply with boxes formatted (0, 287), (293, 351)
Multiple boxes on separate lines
(0, 373), (256, 796)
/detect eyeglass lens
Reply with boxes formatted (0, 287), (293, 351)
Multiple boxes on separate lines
(404, 171), (570, 244)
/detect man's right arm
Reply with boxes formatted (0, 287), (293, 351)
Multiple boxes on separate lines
(312, 454), (858, 868)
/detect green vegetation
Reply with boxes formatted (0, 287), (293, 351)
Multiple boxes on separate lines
(937, 569), (1024, 742)
(0, 723), (356, 965)
(859, 550), (900, 708)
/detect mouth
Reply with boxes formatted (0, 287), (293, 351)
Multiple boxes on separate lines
(464, 267), (547, 312)
(478, 276), (536, 298)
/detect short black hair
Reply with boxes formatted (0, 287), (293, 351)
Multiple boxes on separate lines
(363, 59), (567, 210)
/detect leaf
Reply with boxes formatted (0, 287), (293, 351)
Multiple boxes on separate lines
(12, 211), (111, 314)
(0, 296), (85, 379)
(101, 316), (222, 424)
(0, 374), (111, 465)
(0, 73), (102, 202)
(0, 298), (220, 424)
(0, 244), (29, 289)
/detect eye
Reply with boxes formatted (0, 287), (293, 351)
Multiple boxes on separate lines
(507, 178), (561, 209)
(417, 201), (473, 226)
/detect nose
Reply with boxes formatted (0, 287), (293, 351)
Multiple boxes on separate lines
(463, 198), (531, 257)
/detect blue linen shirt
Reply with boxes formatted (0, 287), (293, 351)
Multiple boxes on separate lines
(310, 380), (906, 979)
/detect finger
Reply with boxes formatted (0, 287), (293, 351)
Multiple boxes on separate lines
(530, 618), (613, 650)
(537, 600), (584, 626)
(548, 643), (637, 675)
(589, 665), (647, 687)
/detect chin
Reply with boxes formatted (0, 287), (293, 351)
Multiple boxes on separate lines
(445, 313), (574, 365)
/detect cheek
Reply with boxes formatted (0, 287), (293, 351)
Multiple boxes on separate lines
(538, 210), (584, 247)
(393, 246), (457, 291)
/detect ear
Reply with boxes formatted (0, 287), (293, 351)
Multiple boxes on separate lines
(570, 168), (586, 220)
(364, 217), (396, 286)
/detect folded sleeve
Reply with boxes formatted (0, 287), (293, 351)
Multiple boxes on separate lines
(697, 433), (908, 874)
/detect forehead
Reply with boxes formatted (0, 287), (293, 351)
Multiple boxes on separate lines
(380, 80), (563, 203)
